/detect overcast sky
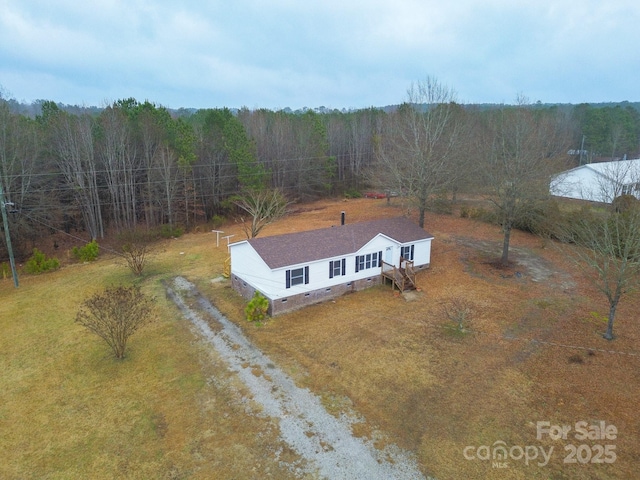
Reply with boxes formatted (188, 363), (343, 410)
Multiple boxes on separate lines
(1, 0), (638, 110)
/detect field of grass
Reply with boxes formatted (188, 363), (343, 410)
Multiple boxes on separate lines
(0, 235), (302, 479)
(2, 197), (638, 479)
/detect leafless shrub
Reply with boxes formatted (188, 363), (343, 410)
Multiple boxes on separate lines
(440, 296), (474, 332)
(568, 354), (584, 364)
(122, 242), (150, 276)
(119, 230), (154, 276)
(76, 285), (155, 359)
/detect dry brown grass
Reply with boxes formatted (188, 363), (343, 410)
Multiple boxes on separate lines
(0, 237), (301, 479)
(213, 198), (639, 479)
(2, 196), (638, 479)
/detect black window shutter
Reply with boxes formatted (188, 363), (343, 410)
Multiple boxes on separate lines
(355, 256), (359, 273)
(286, 270), (291, 288)
(378, 251), (382, 266)
(329, 261), (334, 279)
(304, 266), (309, 284)
(341, 258), (346, 275)
(411, 245), (414, 260)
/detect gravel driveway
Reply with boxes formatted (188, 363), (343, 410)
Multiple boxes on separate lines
(165, 276), (427, 480)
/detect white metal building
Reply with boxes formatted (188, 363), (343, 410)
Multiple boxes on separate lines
(550, 158), (640, 203)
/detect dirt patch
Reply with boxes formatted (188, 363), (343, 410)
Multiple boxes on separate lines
(402, 290), (424, 302)
(454, 236), (576, 291)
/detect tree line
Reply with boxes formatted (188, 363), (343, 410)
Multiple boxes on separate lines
(1, 81), (640, 261)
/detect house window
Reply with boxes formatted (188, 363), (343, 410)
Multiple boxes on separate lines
(355, 251), (382, 272)
(329, 258), (346, 278)
(286, 266), (309, 288)
(290, 268), (304, 285)
(401, 245), (415, 261)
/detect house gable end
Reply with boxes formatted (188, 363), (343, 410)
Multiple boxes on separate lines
(355, 233), (399, 255)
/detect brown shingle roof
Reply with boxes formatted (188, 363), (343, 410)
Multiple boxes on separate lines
(247, 217), (434, 269)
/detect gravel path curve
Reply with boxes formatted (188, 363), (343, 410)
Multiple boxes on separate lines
(165, 276), (427, 480)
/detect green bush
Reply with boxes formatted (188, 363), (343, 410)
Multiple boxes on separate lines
(160, 224), (184, 239)
(210, 215), (225, 229)
(245, 291), (269, 322)
(25, 248), (60, 274)
(72, 240), (99, 262)
(460, 206), (498, 224)
(612, 194), (639, 214)
(1, 262), (9, 279)
(513, 199), (563, 237)
(429, 195), (453, 215)
(557, 205), (602, 243)
(343, 189), (362, 199)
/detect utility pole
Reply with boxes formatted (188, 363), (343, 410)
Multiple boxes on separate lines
(0, 181), (19, 287)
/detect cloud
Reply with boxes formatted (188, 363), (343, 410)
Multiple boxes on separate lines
(0, 0), (638, 108)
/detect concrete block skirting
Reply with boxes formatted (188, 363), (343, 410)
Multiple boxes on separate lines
(231, 262), (429, 316)
(232, 274), (382, 316)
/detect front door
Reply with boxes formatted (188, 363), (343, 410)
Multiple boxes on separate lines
(385, 246), (393, 265)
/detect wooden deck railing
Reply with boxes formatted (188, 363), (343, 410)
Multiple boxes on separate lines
(381, 257), (416, 292)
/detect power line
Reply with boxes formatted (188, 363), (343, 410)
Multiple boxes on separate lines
(1, 159), (358, 199)
(0, 182), (19, 287)
(1, 151), (357, 181)
(23, 212), (123, 257)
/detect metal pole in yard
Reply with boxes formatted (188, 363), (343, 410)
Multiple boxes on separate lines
(0, 182), (19, 287)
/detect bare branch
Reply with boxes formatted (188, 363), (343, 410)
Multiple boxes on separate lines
(372, 77), (466, 227)
(235, 189), (292, 238)
(76, 285), (155, 358)
(557, 207), (640, 339)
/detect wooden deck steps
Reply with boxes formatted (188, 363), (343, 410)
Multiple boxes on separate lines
(381, 258), (417, 292)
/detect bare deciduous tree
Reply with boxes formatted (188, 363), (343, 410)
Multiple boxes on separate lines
(559, 206), (640, 340)
(373, 77), (465, 227)
(481, 98), (570, 265)
(593, 160), (640, 203)
(50, 111), (105, 239)
(235, 189), (290, 238)
(76, 285), (155, 358)
(98, 103), (140, 232)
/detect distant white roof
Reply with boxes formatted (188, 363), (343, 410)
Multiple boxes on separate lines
(551, 158), (640, 203)
(572, 158), (640, 183)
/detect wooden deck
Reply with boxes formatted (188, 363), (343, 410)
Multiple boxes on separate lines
(381, 258), (417, 292)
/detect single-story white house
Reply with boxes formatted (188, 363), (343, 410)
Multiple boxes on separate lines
(550, 158), (640, 203)
(229, 216), (434, 315)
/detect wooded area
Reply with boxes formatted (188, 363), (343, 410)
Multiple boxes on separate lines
(1, 82), (640, 261)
